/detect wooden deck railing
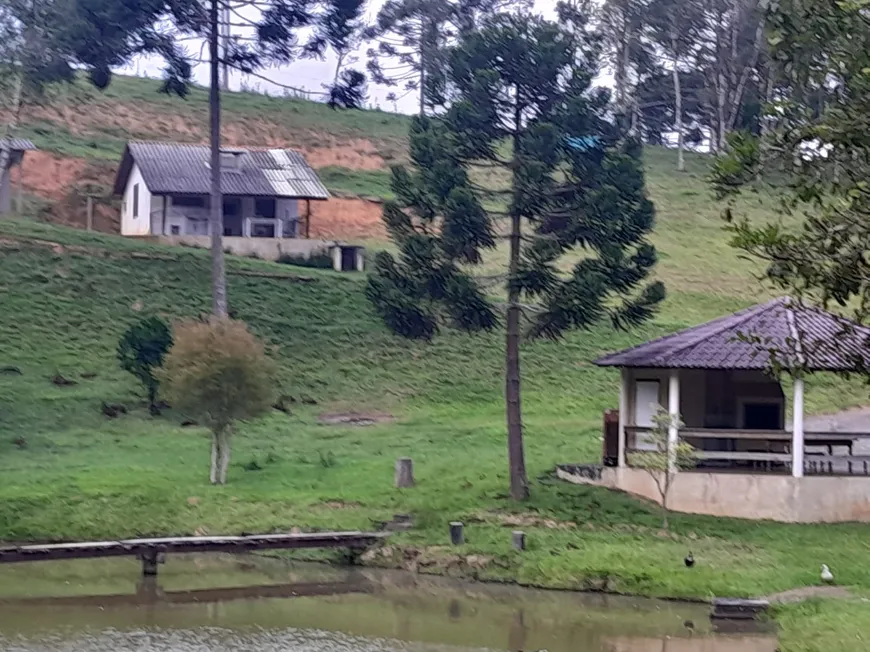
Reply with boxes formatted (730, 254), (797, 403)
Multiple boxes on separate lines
(624, 426), (870, 475)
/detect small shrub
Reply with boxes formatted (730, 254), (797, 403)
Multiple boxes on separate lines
(277, 252), (334, 269)
(318, 450), (337, 468)
(161, 318), (275, 485)
(242, 458), (264, 472)
(117, 316), (173, 413)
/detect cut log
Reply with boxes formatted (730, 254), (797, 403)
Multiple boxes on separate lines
(395, 457), (415, 488)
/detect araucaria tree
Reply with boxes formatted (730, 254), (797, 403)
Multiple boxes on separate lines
(161, 319), (275, 485)
(367, 6), (665, 501)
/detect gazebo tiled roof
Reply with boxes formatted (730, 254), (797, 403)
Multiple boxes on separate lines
(595, 297), (870, 372)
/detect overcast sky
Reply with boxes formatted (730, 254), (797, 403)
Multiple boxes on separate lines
(121, 0), (588, 115)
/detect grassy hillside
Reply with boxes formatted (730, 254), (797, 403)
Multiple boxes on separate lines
(7, 76), (870, 648)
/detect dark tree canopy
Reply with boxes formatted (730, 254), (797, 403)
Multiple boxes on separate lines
(711, 0), (870, 322)
(117, 316), (174, 413)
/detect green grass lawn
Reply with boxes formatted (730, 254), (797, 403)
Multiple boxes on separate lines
(1, 217), (870, 650)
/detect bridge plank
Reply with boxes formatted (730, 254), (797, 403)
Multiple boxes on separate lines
(0, 532), (390, 564)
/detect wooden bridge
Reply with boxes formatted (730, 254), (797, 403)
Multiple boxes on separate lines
(0, 531), (390, 576)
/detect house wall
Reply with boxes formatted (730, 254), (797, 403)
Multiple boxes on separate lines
(604, 636), (776, 652)
(121, 163), (152, 236)
(151, 235), (363, 272)
(558, 466), (870, 523)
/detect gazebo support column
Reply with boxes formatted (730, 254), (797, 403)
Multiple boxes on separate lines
(617, 368), (629, 467)
(792, 377), (805, 478)
(668, 369), (680, 472)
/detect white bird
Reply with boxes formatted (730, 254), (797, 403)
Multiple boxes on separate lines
(821, 564), (834, 584)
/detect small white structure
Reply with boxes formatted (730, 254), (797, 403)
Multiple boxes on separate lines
(112, 141), (364, 271)
(560, 298), (870, 523)
(0, 138), (35, 215)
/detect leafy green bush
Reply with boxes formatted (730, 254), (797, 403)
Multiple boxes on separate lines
(117, 316), (173, 414)
(277, 251), (334, 269)
(161, 318), (275, 485)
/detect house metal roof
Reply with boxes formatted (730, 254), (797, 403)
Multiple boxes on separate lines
(112, 141), (330, 199)
(595, 297), (870, 372)
(1, 138), (36, 151)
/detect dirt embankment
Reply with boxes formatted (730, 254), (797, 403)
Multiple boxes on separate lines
(309, 198), (386, 240)
(16, 100), (391, 238)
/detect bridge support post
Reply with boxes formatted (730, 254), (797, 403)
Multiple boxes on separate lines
(140, 549), (159, 576)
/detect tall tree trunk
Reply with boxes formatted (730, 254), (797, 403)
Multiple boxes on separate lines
(220, 0), (230, 91)
(760, 63), (774, 137)
(418, 20), (427, 117)
(671, 38), (684, 172)
(209, 432), (220, 484)
(209, 0), (228, 317)
(505, 95), (528, 502)
(217, 431), (232, 484)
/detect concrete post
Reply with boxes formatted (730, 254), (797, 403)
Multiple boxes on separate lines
(86, 196), (94, 231)
(618, 368), (629, 467)
(449, 522), (464, 546)
(0, 166), (11, 214)
(140, 549), (159, 576)
(792, 377), (805, 477)
(668, 369), (680, 473)
(511, 530), (526, 551)
(394, 457), (414, 488)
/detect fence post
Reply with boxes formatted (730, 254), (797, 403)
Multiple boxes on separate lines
(449, 522), (464, 546)
(86, 196), (94, 231)
(512, 531), (526, 551)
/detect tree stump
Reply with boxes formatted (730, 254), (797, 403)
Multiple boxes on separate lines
(450, 521), (464, 546)
(395, 457), (415, 488)
(512, 530), (526, 551)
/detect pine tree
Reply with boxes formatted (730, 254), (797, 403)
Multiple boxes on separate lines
(367, 6), (665, 500)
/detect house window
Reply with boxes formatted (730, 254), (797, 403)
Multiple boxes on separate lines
(223, 198), (241, 216)
(173, 196), (207, 208)
(254, 198), (276, 219)
(251, 222), (275, 238)
(132, 184), (139, 218)
(170, 225), (180, 235)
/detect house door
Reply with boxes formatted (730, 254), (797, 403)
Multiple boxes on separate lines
(634, 380), (661, 451)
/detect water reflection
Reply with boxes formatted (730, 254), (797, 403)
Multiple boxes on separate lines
(0, 556), (776, 652)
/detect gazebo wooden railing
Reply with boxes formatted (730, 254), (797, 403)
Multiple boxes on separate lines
(625, 426), (870, 475)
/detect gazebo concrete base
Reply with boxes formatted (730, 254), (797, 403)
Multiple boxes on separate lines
(557, 465), (870, 523)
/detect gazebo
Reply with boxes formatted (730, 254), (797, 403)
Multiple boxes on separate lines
(559, 297), (870, 523)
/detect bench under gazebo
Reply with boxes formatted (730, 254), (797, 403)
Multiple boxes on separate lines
(559, 297), (870, 523)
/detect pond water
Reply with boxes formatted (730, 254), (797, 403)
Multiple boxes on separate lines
(0, 555), (777, 651)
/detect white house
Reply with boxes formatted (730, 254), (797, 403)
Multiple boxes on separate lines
(113, 141), (330, 238)
(112, 141), (364, 271)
